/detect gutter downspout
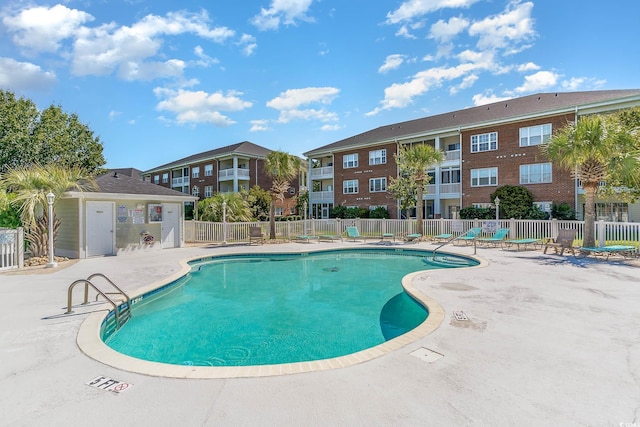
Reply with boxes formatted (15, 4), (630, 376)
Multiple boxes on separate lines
(574, 106), (579, 218)
(458, 129), (463, 218)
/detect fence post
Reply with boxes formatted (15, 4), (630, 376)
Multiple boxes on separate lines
(551, 218), (559, 239)
(17, 227), (24, 269)
(509, 218), (515, 239)
(597, 220), (606, 246)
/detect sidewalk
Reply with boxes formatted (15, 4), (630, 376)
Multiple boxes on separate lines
(1, 242), (639, 426)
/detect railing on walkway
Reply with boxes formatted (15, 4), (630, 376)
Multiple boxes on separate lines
(184, 218), (640, 246)
(0, 228), (24, 271)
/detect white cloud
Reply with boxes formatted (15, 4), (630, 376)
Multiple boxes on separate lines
(154, 88), (252, 126)
(193, 46), (219, 67)
(320, 124), (342, 131)
(472, 91), (511, 106)
(0, 57), (56, 91)
(429, 16), (469, 43)
(238, 34), (258, 56)
(517, 62), (540, 72)
(252, 0), (315, 31)
(250, 119), (271, 132)
(267, 87), (340, 124)
(378, 54), (405, 74)
(468, 2), (535, 53)
(513, 70), (559, 93)
(108, 110), (121, 120)
(449, 74), (478, 94)
(2, 4), (93, 54)
(386, 0), (480, 25)
(395, 25), (417, 39)
(561, 77), (606, 91)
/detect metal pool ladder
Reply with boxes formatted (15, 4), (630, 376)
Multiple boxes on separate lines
(65, 273), (132, 330)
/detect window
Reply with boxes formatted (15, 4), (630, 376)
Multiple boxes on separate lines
(471, 168), (498, 187)
(534, 201), (552, 213)
(520, 163), (552, 184)
(192, 186), (200, 197)
(441, 167), (461, 183)
(204, 164), (213, 176)
(192, 167), (200, 178)
(275, 207), (284, 216)
(343, 153), (358, 168)
(343, 179), (359, 194)
(520, 124), (552, 147)
(162, 173), (168, 183)
(369, 177), (387, 192)
(471, 132), (497, 152)
(154, 175), (160, 184)
(289, 187), (296, 195)
(369, 149), (386, 165)
(204, 185), (213, 198)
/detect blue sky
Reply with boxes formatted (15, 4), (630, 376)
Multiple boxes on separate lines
(1, 0), (638, 171)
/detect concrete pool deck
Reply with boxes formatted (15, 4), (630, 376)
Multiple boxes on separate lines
(1, 241), (639, 426)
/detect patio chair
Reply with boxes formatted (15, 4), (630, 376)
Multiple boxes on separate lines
(543, 229), (577, 256)
(502, 238), (542, 251)
(577, 245), (637, 260)
(294, 235), (319, 243)
(318, 234), (342, 242)
(248, 226), (265, 245)
(430, 233), (453, 243)
(403, 233), (422, 243)
(477, 228), (510, 247)
(454, 227), (482, 245)
(345, 226), (365, 242)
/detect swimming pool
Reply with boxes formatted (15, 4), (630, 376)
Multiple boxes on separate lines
(101, 248), (477, 370)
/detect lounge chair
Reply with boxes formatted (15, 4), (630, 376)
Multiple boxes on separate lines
(318, 234), (342, 242)
(430, 233), (453, 243)
(477, 228), (510, 246)
(345, 226), (365, 242)
(248, 226), (265, 245)
(294, 235), (318, 243)
(403, 233), (422, 243)
(578, 245), (637, 260)
(502, 238), (542, 251)
(380, 233), (395, 242)
(454, 227), (482, 245)
(543, 229), (577, 256)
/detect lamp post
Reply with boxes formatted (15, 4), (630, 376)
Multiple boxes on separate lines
(303, 201), (308, 235)
(45, 192), (57, 268)
(222, 200), (227, 245)
(494, 196), (500, 221)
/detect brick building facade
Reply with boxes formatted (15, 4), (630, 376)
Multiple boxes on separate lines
(305, 90), (640, 221)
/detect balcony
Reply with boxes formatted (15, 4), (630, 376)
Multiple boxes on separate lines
(444, 150), (461, 162)
(309, 191), (334, 203)
(440, 183), (461, 194)
(310, 166), (334, 180)
(172, 176), (189, 187)
(219, 168), (251, 181)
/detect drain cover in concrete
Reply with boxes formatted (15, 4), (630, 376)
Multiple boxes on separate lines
(453, 310), (469, 321)
(410, 347), (443, 363)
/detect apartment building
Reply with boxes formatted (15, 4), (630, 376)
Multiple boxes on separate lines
(143, 141), (302, 216)
(304, 90), (640, 221)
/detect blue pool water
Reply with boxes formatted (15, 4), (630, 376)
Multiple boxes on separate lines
(104, 249), (476, 366)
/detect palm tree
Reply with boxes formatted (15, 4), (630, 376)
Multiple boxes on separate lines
(0, 164), (95, 257)
(198, 192), (253, 222)
(264, 151), (301, 239)
(542, 114), (640, 247)
(394, 144), (444, 235)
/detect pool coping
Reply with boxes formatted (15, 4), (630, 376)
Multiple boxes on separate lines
(76, 248), (488, 379)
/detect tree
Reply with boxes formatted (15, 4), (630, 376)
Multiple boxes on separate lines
(246, 185), (271, 221)
(542, 113), (640, 247)
(264, 151), (301, 239)
(198, 192), (253, 222)
(490, 185), (534, 219)
(391, 144), (444, 235)
(1, 164), (96, 257)
(0, 90), (106, 174)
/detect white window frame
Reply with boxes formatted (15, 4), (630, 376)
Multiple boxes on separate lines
(369, 149), (386, 165)
(192, 186), (200, 197)
(192, 167), (200, 178)
(534, 201), (552, 213)
(520, 124), (552, 147)
(343, 153), (358, 169)
(162, 173), (168, 184)
(471, 131), (498, 153)
(471, 167), (498, 187)
(275, 207), (284, 216)
(343, 179), (359, 194)
(369, 177), (387, 192)
(154, 175), (160, 184)
(520, 163), (552, 184)
(204, 185), (213, 198)
(204, 164), (213, 176)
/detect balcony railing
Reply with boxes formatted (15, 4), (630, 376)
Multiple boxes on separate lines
(309, 190), (334, 202)
(310, 166), (334, 178)
(444, 150), (460, 161)
(218, 168), (251, 180)
(172, 176), (189, 187)
(440, 183), (461, 194)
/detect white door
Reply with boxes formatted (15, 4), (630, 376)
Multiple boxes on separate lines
(86, 201), (114, 257)
(161, 203), (181, 248)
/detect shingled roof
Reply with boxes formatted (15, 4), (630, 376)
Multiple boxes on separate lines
(305, 89), (640, 156)
(144, 141), (272, 174)
(89, 171), (195, 198)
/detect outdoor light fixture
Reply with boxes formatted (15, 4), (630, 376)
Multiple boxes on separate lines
(494, 196), (500, 221)
(45, 192), (57, 268)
